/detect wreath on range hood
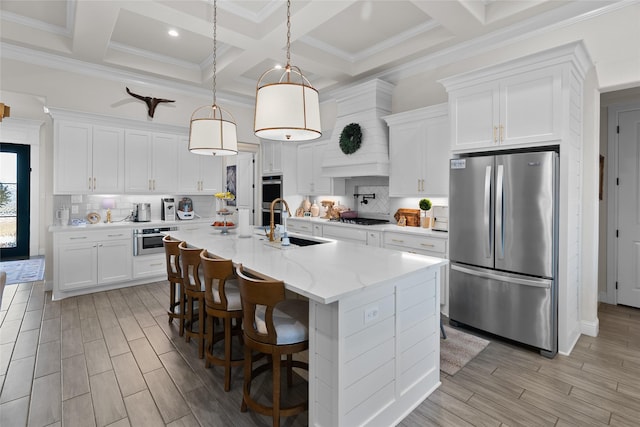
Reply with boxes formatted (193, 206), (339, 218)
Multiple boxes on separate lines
(339, 123), (362, 155)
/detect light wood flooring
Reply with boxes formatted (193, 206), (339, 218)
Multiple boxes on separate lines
(1, 279), (640, 426)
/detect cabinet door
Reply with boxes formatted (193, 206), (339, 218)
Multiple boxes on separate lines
(296, 144), (313, 194)
(262, 141), (283, 174)
(178, 146), (202, 193)
(92, 126), (125, 193)
(58, 242), (98, 290)
(500, 68), (562, 146)
(54, 121), (92, 194)
(151, 133), (178, 193)
(97, 239), (132, 284)
(312, 143), (331, 194)
(125, 129), (152, 192)
(389, 122), (423, 197)
(200, 155), (223, 193)
(450, 83), (499, 151)
(422, 116), (450, 196)
(133, 253), (166, 279)
(366, 230), (381, 247)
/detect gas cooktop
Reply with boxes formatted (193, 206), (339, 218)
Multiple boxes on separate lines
(336, 217), (389, 226)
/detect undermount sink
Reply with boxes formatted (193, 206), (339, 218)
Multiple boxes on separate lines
(287, 236), (326, 247)
(261, 235), (327, 249)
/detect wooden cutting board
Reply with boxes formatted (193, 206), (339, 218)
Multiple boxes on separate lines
(394, 208), (421, 227)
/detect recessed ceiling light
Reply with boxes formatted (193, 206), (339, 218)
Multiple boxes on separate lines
(168, 29), (179, 37)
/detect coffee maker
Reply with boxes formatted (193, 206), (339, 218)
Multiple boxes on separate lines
(161, 198), (176, 221)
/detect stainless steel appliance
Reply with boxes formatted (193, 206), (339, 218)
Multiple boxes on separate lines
(133, 226), (177, 256)
(161, 198), (175, 221)
(449, 150), (558, 357)
(261, 175), (282, 226)
(177, 197), (194, 220)
(133, 203), (151, 222)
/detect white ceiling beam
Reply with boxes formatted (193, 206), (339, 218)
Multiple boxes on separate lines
(71, 0), (120, 60)
(410, 0), (484, 36)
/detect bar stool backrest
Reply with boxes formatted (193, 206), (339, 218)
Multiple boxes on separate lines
(200, 251), (236, 310)
(178, 241), (203, 293)
(162, 235), (182, 280)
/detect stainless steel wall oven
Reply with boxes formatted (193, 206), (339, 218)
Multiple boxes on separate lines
(261, 175), (282, 226)
(133, 226), (178, 256)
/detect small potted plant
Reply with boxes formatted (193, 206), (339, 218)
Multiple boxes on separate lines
(419, 198), (432, 228)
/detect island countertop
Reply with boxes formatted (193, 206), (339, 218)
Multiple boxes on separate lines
(167, 225), (447, 305)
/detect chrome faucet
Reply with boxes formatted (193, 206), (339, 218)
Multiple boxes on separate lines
(269, 198), (292, 242)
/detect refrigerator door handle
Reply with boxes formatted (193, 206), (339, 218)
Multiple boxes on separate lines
(484, 165), (492, 258)
(496, 164), (504, 259)
(451, 264), (551, 288)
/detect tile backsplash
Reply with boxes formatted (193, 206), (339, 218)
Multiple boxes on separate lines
(355, 185), (390, 215)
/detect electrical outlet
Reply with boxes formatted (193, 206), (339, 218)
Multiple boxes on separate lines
(71, 205), (79, 214)
(71, 194), (82, 203)
(364, 305), (379, 324)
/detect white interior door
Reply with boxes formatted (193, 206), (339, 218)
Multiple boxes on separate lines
(617, 108), (640, 308)
(236, 152), (255, 224)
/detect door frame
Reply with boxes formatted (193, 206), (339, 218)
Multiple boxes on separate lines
(606, 101), (640, 305)
(0, 118), (42, 257)
(0, 143), (30, 259)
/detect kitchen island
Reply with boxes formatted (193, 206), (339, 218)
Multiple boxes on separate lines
(169, 225), (447, 427)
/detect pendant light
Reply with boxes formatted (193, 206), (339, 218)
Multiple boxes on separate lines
(189, 0), (238, 156)
(254, 0), (321, 141)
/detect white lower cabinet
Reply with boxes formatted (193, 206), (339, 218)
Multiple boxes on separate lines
(286, 219), (313, 235)
(366, 230), (381, 247)
(322, 224), (367, 244)
(133, 253), (167, 279)
(55, 230), (132, 293)
(383, 231), (449, 311)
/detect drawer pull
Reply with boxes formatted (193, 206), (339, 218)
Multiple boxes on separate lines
(70, 236), (88, 240)
(150, 263), (163, 267)
(420, 243), (435, 248)
(391, 239), (404, 243)
(108, 234), (124, 237)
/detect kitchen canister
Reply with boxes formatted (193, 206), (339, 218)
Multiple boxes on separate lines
(237, 207), (251, 238)
(310, 200), (320, 217)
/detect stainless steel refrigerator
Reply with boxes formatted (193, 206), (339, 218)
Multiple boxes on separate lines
(449, 150), (558, 357)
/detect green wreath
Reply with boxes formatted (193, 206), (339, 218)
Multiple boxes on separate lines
(339, 123), (362, 155)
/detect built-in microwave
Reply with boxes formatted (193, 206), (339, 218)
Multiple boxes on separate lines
(133, 226), (177, 256)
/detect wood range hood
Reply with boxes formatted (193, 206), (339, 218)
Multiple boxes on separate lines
(322, 79), (394, 177)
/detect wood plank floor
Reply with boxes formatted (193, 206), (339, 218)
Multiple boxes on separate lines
(1, 280), (639, 426)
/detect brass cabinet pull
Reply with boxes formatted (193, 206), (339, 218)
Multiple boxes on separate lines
(421, 179), (425, 192)
(107, 234), (124, 237)
(493, 126), (498, 143)
(93, 177), (96, 190)
(500, 124), (504, 142)
(148, 179), (152, 190)
(150, 263), (163, 267)
(420, 243), (435, 248)
(70, 236), (87, 240)
(417, 179), (421, 192)
(89, 177), (92, 190)
(391, 238), (404, 243)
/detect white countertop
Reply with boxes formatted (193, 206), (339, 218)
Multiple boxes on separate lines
(169, 225), (447, 305)
(287, 216), (449, 239)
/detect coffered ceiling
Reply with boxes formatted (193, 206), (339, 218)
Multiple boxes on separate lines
(0, 0), (630, 104)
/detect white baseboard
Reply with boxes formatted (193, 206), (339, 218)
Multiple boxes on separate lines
(581, 318), (599, 337)
(598, 291), (611, 304)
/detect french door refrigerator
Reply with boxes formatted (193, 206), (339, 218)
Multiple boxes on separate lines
(449, 150), (558, 357)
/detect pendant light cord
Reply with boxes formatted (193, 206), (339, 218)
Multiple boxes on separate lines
(286, 0), (291, 68)
(212, 0), (217, 107)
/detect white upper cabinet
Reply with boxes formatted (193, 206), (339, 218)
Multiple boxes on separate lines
(177, 136), (223, 193)
(54, 121), (124, 194)
(385, 104), (449, 197)
(261, 140), (283, 175)
(445, 65), (563, 152)
(125, 130), (178, 193)
(297, 141), (345, 196)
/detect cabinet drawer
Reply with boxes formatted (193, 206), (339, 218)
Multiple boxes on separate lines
(56, 229), (132, 244)
(287, 220), (313, 235)
(383, 232), (446, 254)
(323, 225), (367, 244)
(133, 254), (166, 279)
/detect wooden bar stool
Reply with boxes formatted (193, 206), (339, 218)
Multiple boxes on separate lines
(162, 235), (185, 335)
(235, 264), (309, 427)
(179, 241), (207, 359)
(200, 250), (244, 391)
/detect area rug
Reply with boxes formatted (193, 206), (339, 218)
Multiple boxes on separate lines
(0, 257), (45, 285)
(440, 324), (489, 375)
